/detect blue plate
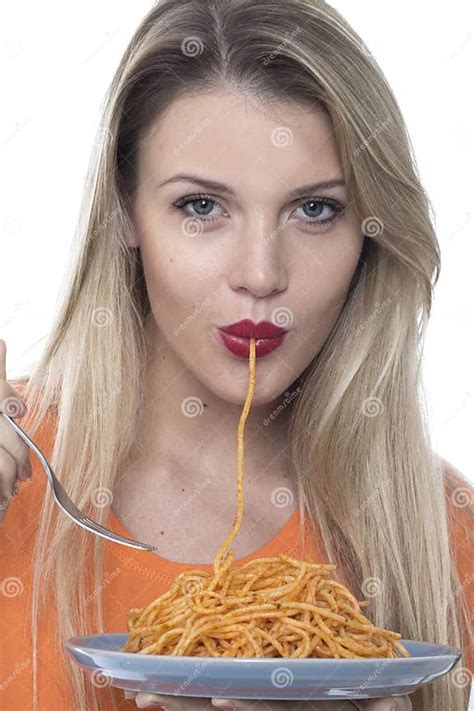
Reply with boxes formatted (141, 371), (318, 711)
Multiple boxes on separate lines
(64, 633), (462, 701)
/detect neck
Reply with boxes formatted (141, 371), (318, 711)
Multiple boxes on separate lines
(127, 314), (295, 491)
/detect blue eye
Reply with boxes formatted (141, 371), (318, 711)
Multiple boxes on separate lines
(171, 193), (345, 229)
(172, 194), (225, 222)
(293, 198), (344, 225)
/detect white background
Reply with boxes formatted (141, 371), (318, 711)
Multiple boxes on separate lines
(0, 2), (473, 707)
(0, 1), (472, 484)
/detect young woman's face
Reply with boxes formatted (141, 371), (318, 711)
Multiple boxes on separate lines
(131, 91), (365, 406)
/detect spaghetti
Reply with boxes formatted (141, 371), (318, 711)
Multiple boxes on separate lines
(120, 337), (410, 659)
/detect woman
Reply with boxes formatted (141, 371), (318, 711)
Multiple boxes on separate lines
(0, 1), (472, 710)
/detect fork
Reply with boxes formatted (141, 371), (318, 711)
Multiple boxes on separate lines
(0, 411), (157, 552)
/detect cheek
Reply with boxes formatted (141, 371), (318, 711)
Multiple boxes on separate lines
(142, 254), (215, 343)
(296, 228), (363, 321)
(136, 210), (213, 306)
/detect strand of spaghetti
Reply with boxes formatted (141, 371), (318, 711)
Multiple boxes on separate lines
(119, 334), (412, 661)
(212, 337), (256, 575)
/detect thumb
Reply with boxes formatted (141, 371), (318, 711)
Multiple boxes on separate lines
(357, 697), (407, 709)
(133, 693), (168, 708)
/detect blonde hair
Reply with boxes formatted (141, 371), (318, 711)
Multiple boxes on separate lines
(15, 1), (473, 709)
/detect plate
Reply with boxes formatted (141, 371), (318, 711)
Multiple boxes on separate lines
(64, 633), (462, 701)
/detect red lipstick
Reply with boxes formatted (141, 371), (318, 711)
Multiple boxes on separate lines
(216, 319), (289, 359)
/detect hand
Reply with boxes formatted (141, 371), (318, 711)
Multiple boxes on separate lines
(123, 689), (412, 710)
(0, 339), (32, 523)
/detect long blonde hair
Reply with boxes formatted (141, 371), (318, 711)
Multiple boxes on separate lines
(15, 1), (473, 709)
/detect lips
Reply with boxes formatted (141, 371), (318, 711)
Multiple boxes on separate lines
(219, 319), (288, 339)
(216, 319), (289, 359)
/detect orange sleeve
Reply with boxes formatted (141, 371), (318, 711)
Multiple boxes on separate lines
(443, 460), (474, 675)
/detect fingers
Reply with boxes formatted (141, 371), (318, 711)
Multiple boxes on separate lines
(132, 692), (210, 709)
(212, 700), (357, 709)
(389, 698), (412, 710)
(125, 692), (411, 711)
(0, 447), (20, 519)
(0, 341), (28, 419)
(0, 408), (32, 493)
(360, 697), (412, 710)
(0, 419), (31, 475)
(0, 340), (32, 523)
(134, 693), (167, 708)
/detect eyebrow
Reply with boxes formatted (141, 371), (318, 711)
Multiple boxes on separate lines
(156, 173), (346, 198)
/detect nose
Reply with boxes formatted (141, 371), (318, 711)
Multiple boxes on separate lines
(228, 217), (288, 298)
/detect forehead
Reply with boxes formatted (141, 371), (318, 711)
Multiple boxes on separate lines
(137, 91), (343, 193)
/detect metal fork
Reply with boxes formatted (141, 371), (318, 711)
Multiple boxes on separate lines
(1, 412), (157, 552)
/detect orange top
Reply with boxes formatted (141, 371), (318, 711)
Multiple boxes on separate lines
(0, 405), (473, 711)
